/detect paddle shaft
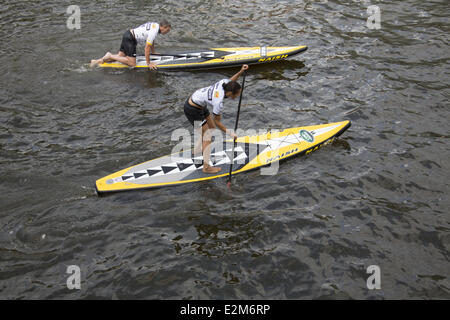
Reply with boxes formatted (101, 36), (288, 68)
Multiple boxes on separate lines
(150, 52), (216, 59)
(227, 71), (247, 185)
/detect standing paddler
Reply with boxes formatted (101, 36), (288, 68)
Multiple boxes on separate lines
(184, 64), (249, 174)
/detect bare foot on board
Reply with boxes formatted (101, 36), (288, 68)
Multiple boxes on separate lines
(202, 166), (221, 174)
(90, 59), (102, 67)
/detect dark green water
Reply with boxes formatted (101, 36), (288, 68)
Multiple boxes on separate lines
(0, 0), (448, 299)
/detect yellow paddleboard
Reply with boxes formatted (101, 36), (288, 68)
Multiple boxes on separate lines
(95, 120), (351, 194)
(99, 45), (307, 70)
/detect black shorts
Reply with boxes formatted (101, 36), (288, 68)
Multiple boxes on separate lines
(119, 30), (137, 58)
(184, 98), (210, 127)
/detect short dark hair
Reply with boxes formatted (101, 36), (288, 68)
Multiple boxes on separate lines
(223, 81), (241, 94)
(159, 19), (171, 28)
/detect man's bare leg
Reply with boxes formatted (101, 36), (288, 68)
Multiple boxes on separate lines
(201, 125), (221, 174)
(105, 52), (136, 67)
(91, 51), (136, 67)
(90, 51), (112, 67)
(193, 126), (203, 156)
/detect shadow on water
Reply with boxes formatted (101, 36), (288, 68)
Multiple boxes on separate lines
(165, 59), (308, 79)
(97, 67), (168, 88)
(249, 60), (308, 79)
(187, 213), (260, 258)
(331, 138), (352, 152)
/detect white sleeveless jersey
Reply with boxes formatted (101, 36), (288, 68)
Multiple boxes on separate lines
(132, 22), (159, 45)
(191, 79), (230, 115)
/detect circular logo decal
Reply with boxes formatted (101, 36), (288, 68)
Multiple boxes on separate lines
(299, 130), (314, 143)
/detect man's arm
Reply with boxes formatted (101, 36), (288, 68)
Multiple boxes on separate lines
(149, 43), (156, 54)
(206, 115), (216, 130)
(213, 114), (237, 139)
(230, 64), (249, 82)
(145, 43), (157, 70)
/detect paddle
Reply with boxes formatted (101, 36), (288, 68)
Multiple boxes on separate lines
(150, 52), (220, 60)
(227, 70), (247, 188)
